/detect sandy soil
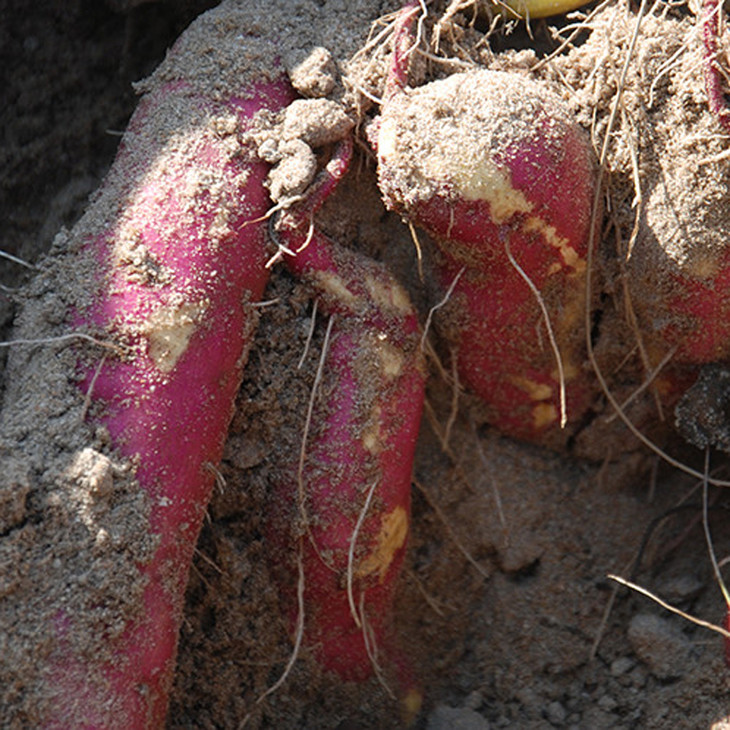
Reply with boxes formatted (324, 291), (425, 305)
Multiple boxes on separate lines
(3, 1), (730, 728)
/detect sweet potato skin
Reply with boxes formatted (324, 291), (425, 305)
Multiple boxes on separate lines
(268, 301), (425, 680)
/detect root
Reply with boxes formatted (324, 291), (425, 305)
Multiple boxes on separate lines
(244, 197), (304, 233)
(0, 332), (124, 354)
(193, 546), (225, 577)
(415, 46), (476, 72)
(472, 422), (508, 539)
(297, 299), (318, 370)
(590, 556), (632, 661)
(347, 478), (379, 628)
(241, 548), (306, 727)
(608, 573), (730, 640)
(617, 184), (667, 421)
(592, 467), (729, 659)
(702, 448), (730, 609)
(190, 561), (214, 593)
(531, 0), (615, 73)
(0, 249), (35, 270)
(423, 397), (478, 495)
(204, 461), (228, 495)
(349, 2), (420, 108)
(359, 592), (395, 699)
(420, 265), (465, 352)
(248, 298), (282, 309)
(407, 220), (424, 282)
(351, 9), (403, 66)
(80, 354), (107, 422)
(298, 315), (335, 564)
(603, 345), (676, 425)
(407, 568), (448, 616)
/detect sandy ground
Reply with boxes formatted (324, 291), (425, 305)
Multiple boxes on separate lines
(3, 1), (730, 728)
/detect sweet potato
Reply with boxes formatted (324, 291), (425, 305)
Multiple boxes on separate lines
(267, 139), (425, 702)
(374, 57), (600, 446)
(1, 3), (294, 726)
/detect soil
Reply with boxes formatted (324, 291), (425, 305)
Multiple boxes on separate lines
(3, 1), (730, 728)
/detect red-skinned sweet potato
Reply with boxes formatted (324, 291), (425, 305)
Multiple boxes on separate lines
(266, 140), (425, 707)
(374, 35), (600, 446)
(3, 4), (294, 726)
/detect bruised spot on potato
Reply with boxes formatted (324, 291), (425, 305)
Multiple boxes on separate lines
(356, 505), (409, 582)
(364, 274), (413, 316)
(533, 402), (559, 429)
(523, 215), (586, 274)
(315, 271), (358, 306)
(142, 298), (208, 372)
(455, 159), (533, 224)
(509, 375), (553, 401)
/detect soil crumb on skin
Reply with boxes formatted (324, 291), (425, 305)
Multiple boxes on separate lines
(3, 1), (730, 729)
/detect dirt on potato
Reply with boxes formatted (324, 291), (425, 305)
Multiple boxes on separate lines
(3, 1), (730, 729)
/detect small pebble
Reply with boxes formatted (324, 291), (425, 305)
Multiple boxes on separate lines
(627, 613), (693, 679)
(597, 693), (617, 711)
(545, 700), (567, 725)
(465, 691), (484, 710)
(657, 574), (704, 603)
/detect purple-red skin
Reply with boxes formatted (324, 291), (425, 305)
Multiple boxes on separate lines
(268, 140), (426, 699)
(45, 67), (295, 730)
(373, 8), (600, 445)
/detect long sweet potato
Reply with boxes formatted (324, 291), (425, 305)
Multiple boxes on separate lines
(266, 140), (425, 703)
(1, 3), (294, 726)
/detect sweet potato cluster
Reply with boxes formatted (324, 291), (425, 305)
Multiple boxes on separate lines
(4, 1), (727, 727)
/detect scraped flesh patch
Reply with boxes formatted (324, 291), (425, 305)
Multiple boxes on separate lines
(355, 505), (409, 582)
(141, 298), (208, 372)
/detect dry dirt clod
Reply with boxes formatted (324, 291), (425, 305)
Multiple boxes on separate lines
(266, 139), (318, 202)
(0, 458), (30, 533)
(283, 98), (355, 147)
(288, 46), (339, 98)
